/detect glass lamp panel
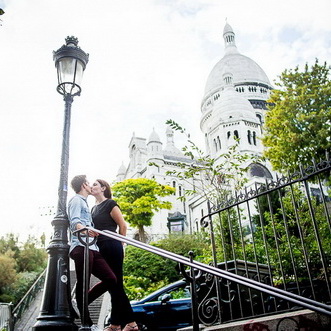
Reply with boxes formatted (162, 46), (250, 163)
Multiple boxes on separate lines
(58, 57), (76, 85)
(57, 57), (85, 95)
(74, 61), (84, 87)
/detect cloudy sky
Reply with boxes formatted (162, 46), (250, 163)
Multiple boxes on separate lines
(0, 0), (330, 240)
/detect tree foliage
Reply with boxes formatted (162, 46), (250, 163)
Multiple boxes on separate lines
(262, 59), (331, 173)
(112, 178), (175, 242)
(0, 233), (47, 303)
(0, 253), (17, 289)
(16, 235), (48, 272)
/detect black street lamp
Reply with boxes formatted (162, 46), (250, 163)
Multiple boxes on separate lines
(33, 37), (89, 330)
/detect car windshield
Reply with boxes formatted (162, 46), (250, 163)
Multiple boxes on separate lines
(156, 286), (191, 301)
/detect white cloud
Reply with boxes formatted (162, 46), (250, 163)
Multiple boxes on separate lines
(0, 0), (330, 238)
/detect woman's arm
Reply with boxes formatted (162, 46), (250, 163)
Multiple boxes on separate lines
(110, 206), (127, 237)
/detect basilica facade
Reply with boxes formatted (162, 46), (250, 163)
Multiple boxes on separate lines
(116, 23), (274, 240)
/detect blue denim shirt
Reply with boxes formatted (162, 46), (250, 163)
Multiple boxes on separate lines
(68, 194), (99, 253)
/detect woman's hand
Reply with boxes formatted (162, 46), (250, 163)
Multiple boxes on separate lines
(87, 229), (99, 237)
(76, 223), (99, 237)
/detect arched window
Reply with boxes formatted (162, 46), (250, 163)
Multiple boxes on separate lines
(179, 186), (182, 197)
(249, 163), (273, 179)
(234, 130), (239, 139)
(217, 136), (221, 150)
(247, 130), (252, 144)
(256, 114), (262, 124)
(253, 131), (257, 145)
(214, 139), (218, 151)
(227, 131), (231, 139)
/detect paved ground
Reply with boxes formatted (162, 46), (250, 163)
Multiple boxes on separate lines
(14, 290), (44, 330)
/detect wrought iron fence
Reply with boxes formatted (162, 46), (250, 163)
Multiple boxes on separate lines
(197, 156), (331, 325)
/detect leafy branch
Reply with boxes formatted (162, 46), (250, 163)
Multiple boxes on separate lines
(162, 120), (259, 206)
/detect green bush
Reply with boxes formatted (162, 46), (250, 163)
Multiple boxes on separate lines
(0, 293), (14, 303)
(124, 246), (176, 283)
(123, 233), (211, 300)
(123, 275), (167, 300)
(11, 271), (40, 304)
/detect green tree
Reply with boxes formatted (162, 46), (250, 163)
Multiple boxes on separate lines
(16, 235), (47, 272)
(0, 253), (17, 289)
(262, 59), (331, 173)
(112, 178), (175, 242)
(0, 233), (20, 260)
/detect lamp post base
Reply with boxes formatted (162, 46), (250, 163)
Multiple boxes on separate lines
(33, 319), (78, 330)
(33, 216), (78, 330)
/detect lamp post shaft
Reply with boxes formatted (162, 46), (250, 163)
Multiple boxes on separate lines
(57, 94), (73, 218)
(33, 95), (77, 330)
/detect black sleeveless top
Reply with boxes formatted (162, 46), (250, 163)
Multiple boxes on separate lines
(91, 199), (119, 242)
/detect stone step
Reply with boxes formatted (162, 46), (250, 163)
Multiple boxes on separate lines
(70, 271), (105, 327)
(178, 309), (331, 331)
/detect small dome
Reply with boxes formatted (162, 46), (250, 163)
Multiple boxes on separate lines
(148, 128), (161, 143)
(117, 162), (127, 176)
(223, 22), (233, 35)
(213, 85), (258, 123)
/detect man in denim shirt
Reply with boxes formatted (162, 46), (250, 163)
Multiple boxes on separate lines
(68, 175), (117, 330)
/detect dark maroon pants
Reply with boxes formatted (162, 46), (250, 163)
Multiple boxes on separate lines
(88, 238), (135, 326)
(70, 246), (117, 326)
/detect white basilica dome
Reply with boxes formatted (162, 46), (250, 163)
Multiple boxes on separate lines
(204, 23), (271, 95)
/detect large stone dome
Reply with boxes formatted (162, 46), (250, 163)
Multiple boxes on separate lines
(204, 23), (271, 95)
(205, 53), (271, 94)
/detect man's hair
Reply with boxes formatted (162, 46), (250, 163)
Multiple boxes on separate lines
(71, 175), (87, 193)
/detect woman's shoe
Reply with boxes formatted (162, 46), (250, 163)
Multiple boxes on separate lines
(123, 323), (138, 331)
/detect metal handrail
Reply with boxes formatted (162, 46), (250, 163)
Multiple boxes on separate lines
(73, 229), (97, 330)
(78, 227), (331, 320)
(12, 269), (46, 325)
